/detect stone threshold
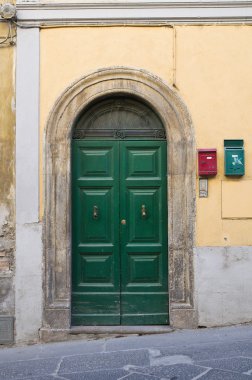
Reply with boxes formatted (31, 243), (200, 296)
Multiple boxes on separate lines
(70, 325), (174, 335)
(40, 325), (174, 343)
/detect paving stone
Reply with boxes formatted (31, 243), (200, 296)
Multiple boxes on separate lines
(60, 368), (128, 380)
(20, 376), (61, 380)
(105, 325), (252, 352)
(59, 349), (150, 374)
(196, 356), (252, 373)
(1, 325), (252, 380)
(0, 339), (105, 363)
(200, 368), (252, 379)
(123, 373), (160, 380)
(0, 357), (60, 379)
(159, 340), (252, 362)
(126, 364), (208, 379)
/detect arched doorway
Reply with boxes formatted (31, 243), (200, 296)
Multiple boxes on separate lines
(71, 97), (168, 325)
(43, 68), (196, 338)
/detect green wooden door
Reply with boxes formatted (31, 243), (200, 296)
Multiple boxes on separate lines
(120, 141), (168, 324)
(72, 140), (168, 325)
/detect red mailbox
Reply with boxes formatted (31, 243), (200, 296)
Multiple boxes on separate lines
(198, 149), (217, 176)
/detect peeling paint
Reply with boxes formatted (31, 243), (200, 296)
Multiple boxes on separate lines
(0, 22), (15, 317)
(0, 205), (9, 228)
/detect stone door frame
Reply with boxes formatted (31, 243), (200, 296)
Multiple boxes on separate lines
(43, 67), (196, 335)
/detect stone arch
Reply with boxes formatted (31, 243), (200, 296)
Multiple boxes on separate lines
(43, 67), (196, 333)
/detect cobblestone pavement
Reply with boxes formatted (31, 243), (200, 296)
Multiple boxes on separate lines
(0, 324), (252, 379)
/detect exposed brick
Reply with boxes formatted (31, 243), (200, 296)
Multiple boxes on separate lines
(0, 259), (9, 270)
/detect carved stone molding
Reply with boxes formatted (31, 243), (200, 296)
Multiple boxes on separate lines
(43, 67), (196, 330)
(16, 1), (252, 25)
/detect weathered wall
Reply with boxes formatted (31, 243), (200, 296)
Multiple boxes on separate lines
(175, 26), (252, 325)
(39, 25), (252, 329)
(15, 27), (42, 343)
(0, 22), (15, 317)
(195, 247), (252, 326)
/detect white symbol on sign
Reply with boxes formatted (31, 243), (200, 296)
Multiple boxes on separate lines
(231, 155), (243, 166)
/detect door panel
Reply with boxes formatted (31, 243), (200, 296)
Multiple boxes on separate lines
(128, 188), (160, 242)
(127, 253), (160, 283)
(72, 141), (120, 325)
(79, 145), (115, 178)
(80, 254), (113, 283)
(79, 188), (113, 242)
(72, 140), (168, 325)
(127, 147), (161, 178)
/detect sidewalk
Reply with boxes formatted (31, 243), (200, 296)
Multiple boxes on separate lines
(0, 324), (252, 379)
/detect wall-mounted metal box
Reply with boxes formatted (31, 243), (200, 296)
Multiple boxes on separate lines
(198, 149), (217, 176)
(224, 140), (244, 176)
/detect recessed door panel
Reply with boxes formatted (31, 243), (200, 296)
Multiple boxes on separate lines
(80, 255), (113, 283)
(79, 188), (113, 243)
(128, 253), (160, 284)
(127, 148), (161, 178)
(79, 147), (114, 178)
(128, 188), (160, 242)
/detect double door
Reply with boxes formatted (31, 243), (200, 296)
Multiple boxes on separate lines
(71, 140), (168, 325)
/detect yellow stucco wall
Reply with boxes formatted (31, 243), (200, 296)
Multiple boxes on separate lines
(40, 25), (252, 247)
(176, 26), (252, 247)
(0, 23), (15, 273)
(40, 26), (174, 127)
